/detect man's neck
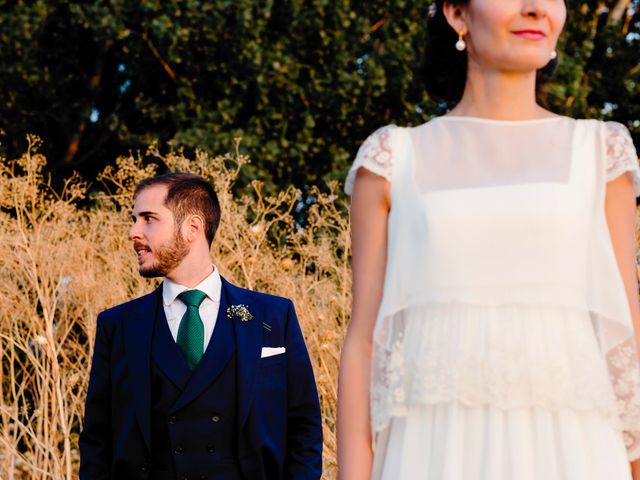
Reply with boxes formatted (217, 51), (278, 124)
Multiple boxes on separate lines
(166, 254), (214, 288)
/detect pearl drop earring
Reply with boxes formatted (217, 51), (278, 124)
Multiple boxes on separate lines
(455, 31), (466, 51)
(550, 50), (557, 60)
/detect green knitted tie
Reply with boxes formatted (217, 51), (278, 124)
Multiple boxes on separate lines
(176, 289), (207, 370)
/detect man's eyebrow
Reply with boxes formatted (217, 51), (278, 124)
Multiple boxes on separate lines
(131, 210), (158, 220)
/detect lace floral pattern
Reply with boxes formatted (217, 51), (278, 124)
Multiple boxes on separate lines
(605, 121), (640, 195)
(344, 125), (397, 195)
(370, 303), (640, 460)
(607, 338), (640, 459)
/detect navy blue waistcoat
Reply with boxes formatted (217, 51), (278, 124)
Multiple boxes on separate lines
(149, 299), (243, 480)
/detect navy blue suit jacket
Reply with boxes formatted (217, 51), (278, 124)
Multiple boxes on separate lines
(79, 277), (323, 479)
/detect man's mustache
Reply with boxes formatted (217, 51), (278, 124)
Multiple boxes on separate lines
(133, 242), (151, 252)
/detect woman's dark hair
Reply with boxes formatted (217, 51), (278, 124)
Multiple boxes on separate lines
(421, 0), (559, 106)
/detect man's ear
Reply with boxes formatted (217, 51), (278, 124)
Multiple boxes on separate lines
(442, 1), (468, 36)
(183, 214), (206, 243)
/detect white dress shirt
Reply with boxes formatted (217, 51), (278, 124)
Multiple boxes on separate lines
(162, 265), (222, 352)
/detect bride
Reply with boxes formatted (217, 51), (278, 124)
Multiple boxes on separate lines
(338, 1), (640, 479)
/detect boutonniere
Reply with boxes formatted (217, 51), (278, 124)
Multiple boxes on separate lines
(227, 304), (254, 322)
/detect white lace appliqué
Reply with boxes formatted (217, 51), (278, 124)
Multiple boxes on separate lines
(344, 125), (397, 195)
(605, 121), (640, 196)
(607, 338), (640, 459)
(370, 304), (640, 461)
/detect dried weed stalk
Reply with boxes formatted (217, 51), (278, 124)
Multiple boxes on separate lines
(0, 138), (349, 479)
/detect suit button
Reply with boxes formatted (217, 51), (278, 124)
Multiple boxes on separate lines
(200, 476), (208, 480)
(174, 446), (183, 454)
(206, 445), (215, 453)
(211, 415), (220, 422)
(168, 415), (177, 424)
(140, 463), (148, 472)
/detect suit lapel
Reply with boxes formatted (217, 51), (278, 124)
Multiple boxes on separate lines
(168, 280), (234, 413)
(123, 287), (160, 454)
(225, 278), (262, 429)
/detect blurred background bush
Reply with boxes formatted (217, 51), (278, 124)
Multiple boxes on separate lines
(0, 0), (638, 193)
(0, 1), (638, 478)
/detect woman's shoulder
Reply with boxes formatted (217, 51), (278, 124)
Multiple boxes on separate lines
(344, 124), (408, 195)
(565, 117), (639, 193)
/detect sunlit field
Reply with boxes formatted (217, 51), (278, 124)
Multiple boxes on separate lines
(0, 137), (348, 479)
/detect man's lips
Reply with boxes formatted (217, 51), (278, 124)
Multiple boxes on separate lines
(512, 30), (546, 40)
(134, 244), (151, 263)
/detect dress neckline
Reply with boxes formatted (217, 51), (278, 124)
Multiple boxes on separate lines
(438, 115), (571, 125)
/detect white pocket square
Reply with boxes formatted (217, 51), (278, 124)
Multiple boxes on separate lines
(261, 347), (286, 358)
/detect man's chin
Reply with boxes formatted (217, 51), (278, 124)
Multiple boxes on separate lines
(138, 265), (167, 278)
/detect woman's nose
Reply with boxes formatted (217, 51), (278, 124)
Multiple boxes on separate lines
(522, 0), (547, 19)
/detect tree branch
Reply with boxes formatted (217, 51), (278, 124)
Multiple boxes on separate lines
(142, 31), (177, 82)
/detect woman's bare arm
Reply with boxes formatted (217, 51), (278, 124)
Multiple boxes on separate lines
(604, 172), (640, 478)
(337, 169), (390, 480)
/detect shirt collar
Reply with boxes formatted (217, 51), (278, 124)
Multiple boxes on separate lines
(162, 265), (222, 306)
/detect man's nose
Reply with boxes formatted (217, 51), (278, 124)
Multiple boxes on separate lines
(129, 222), (143, 241)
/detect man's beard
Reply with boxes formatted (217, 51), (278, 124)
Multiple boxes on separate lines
(139, 229), (189, 278)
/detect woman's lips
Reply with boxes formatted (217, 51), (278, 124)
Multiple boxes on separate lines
(512, 30), (546, 40)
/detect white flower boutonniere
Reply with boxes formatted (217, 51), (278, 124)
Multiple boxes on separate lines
(227, 304), (254, 322)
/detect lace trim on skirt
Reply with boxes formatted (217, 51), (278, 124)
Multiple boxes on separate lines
(370, 302), (640, 460)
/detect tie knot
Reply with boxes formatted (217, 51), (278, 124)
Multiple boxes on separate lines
(178, 289), (207, 308)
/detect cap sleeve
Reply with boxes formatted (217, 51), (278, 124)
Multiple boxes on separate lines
(344, 125), (398, 195)
(604, 121), (640, 196)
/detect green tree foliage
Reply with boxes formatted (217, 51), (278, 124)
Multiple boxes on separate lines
(0, 0), (638, 192)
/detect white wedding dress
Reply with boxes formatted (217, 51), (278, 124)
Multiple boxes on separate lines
(345, 116), (640, 480)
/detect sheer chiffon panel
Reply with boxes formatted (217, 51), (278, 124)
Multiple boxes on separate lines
(410, 117), (577, 193)
(370, 303), (640, 461)
(371, 403), (632, 480)
(344, 119), (640, 197)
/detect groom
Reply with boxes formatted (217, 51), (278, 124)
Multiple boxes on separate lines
(79, 173), (322, 479)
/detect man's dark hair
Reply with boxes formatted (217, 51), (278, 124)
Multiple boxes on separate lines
(134, 172), (221, 246)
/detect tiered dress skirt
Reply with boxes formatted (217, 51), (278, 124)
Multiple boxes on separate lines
(370, 303), (633, 480)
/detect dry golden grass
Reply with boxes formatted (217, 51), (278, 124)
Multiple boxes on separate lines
(0, 137), (349, 479)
